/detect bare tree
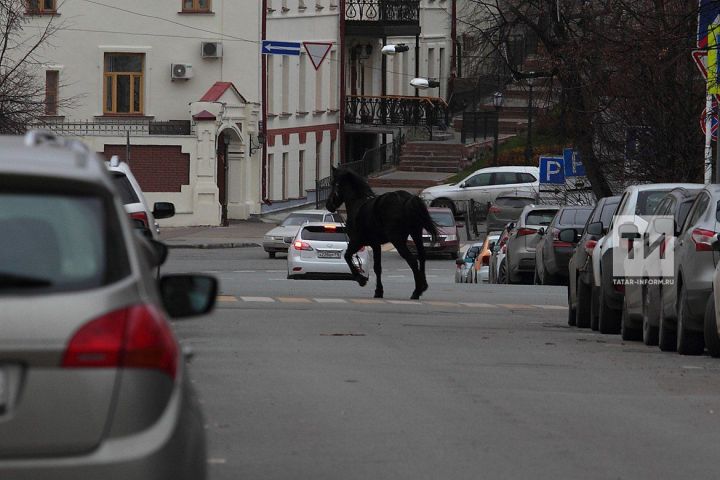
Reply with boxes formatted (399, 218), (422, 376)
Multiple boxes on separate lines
(459, 0), (705, 197)
(0, 0), (65, 133)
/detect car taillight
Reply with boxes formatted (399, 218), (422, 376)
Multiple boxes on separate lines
(517, 227), (537, 237)
(62, 305), (178, 380)
(293, 240), (313, 251)
(691, 228), (717, 252)
(130, 211), (149, 228)
(481, 254), (490, 266)
(489, 206), (501, 214)
(584, 239), (597, 255)
(358, 246), (365, 252)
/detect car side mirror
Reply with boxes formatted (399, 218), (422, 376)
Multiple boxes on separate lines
(537, 227), (546, 236)
(459, 182), (466, 189)
(159, 274), (218, 318)
(586, 221), (603, 236)
(558, 228), (578, 243)
(153, 202), (175, 220)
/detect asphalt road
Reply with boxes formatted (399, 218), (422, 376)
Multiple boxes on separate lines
(165, 247), (720, 480)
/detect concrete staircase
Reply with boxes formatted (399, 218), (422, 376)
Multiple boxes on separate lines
(397, 142), (470, 174)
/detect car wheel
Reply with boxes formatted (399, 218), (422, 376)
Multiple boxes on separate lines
(268, 251), (276, 259)
(567, 284), (576, 327)
(576, 279), (592, 328)
(704, 294), (720, 358)
(658, 285), (677, 352)
(676, 285), (704, 355)
(598, 284), (621, 334)
(642, 285), (659, 346)
(621, 295), (642, 341)
(498, 260), (508, 284)
(590, 285), (600, 331)
(432, 199), (456, 215)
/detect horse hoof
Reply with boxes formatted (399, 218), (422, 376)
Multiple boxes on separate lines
(358, 277), (368, 287)
(410, 293), (420, 300)
(374, 291), (384, 299)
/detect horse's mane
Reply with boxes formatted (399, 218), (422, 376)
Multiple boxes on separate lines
(336, 168), (375, 198)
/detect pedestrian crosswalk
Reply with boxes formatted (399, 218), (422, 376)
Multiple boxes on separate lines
(214, 295), (566, 311)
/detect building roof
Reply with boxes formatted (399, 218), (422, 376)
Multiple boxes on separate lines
(199, 81), (247, 103)
(192, 110), (217, 121)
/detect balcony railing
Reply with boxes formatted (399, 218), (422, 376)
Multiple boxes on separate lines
(345, 0), (420, 24)
(345, 95), (449, 128)
(35, 119), (193, 136)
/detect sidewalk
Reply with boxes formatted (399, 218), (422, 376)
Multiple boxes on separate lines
(159, 219), (276, 249)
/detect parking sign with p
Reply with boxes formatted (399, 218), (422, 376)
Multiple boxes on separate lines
(539, 156), (565, 184)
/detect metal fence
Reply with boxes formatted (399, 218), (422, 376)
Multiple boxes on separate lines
(460, 111), (499, 144)
(315, 134), (404, 208)
(35, 119), (193, 136)
(345, 0), (420, 23)
(345, 95), (449, 128)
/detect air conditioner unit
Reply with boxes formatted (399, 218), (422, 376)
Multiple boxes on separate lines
(201, 42), (223, 58)
(171, 63), (193, 80)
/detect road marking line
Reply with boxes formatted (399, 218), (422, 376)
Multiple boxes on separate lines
(240, 296), (275, 303)
(534, 305), (567, 310)
(313, 298), (347, 303)
(216, 295), (238, 302)
(387, 300), (422, 305)
(497, 304), (538, 310)
(207, 458), (227, 464)
(387, 275), (405, 278)
(460, 302), (498, 308)
(381, 244), (395, 252)
(235, 270), (255, 273)
(277, 297), (312, 303)
(350, 298), (386, 304)
(265, 270), (285, 273)
(424, 301), (458, 307)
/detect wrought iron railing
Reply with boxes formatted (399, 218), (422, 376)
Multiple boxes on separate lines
(35, 119), (193, 136)
(345, 0), (420, 23)
(315, 134), (405, 208)
(345, 95), (449, 128)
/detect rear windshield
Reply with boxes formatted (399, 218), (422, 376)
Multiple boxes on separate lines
(281, 213), (325, 226)
(559, 208), (592, 225)
(430, 211), (455, 227)
(111, 172), (140, 205)
(495, 197), (535, 207)
(526, 209), (558, 226)
(0, 192), (129, 294)
(301, 225), (348, 241)
(636, 190), (671, 215)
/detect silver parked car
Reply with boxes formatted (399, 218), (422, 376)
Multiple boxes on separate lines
(263, 209), (342, 258)
(0, 131), (218, 479)
(658, 185), (720, 354)
(505, 205), (560, 284)
(486, 193), (537, 232)
(287, 222), (371, 280)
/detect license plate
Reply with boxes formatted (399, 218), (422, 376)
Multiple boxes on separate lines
(423, 242), (431, 247)
(0, 370), (6, 413)
(317, 251), (341, 259)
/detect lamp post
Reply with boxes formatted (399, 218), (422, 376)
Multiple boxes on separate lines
(492, 91), (504, 167)
(524, 76), (535, 163)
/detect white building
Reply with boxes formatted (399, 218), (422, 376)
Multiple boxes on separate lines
(23, 0), (458, 225)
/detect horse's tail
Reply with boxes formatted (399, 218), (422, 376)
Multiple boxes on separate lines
(411, 195), (439, 242)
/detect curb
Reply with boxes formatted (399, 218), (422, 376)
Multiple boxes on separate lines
(166, 242), (262, 250)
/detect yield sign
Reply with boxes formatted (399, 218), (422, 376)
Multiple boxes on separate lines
(303, 42), (332, 70)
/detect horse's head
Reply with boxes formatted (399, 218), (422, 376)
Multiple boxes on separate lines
(325, 167), (343, 212)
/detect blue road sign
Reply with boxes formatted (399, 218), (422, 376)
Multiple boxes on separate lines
(563, 148), (586, 177)
(539, 156), (565, 184)
(262, 40), (301, 56)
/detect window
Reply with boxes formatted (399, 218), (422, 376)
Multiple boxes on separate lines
(45, 70), (59, 116)
(268, 153), (274, 199)
(683, 193), (709, 232)
(182, 0), (211, 12)
(298, 53), (307, 112)
(635, 190), (671, 215)
(492, 172), (519, 185)
(329, 50), (338, 109)
(464, 173), (491, 187)
(26, 0), (56, 14)
(315, 62), (324, 111)
(103, 53), (144, 115)
(282, 56), (289, 114)
(282, 152), (289, 200)
(298, 151), (305, 197)
(518, 172), (537, 183)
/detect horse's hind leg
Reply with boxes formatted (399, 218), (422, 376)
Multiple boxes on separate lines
(392, 240), (424, 300)
(371, 244), (384, 298)
(409, 230), (428, 293)
(344, 240), (368, 287)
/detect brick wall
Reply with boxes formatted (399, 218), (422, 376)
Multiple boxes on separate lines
(102, 145), (190, 193)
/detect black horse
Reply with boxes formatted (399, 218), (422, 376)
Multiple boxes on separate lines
(325, 167), (439, 300)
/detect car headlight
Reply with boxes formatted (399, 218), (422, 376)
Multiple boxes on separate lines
(264, 235), (273, 241)
(445, 234), (457, 241)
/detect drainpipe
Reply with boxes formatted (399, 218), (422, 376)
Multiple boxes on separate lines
(340, 0), (347, 164)
(261, 0), (268, 201)
(449, 0), (457, 100)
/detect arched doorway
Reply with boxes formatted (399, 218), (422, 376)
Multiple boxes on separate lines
(216, 128), (242, 226)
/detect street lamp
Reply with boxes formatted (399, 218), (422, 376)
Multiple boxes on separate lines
(492, 91), (504, 167)
(410, 77), (440, 90)
(511, 70), (554, 164)
(381, 44), (410, 55)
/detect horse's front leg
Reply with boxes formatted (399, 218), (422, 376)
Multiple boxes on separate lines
(371, 244), (383, 298)
(344, 240), (367, 287)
